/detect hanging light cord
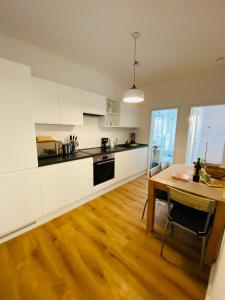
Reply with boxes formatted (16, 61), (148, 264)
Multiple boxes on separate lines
(133, 36), (137, 85)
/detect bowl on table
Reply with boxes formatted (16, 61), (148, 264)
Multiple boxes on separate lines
(205, 165), (225, 179)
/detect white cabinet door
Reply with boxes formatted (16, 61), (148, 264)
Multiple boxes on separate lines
(120, 102), (141, 128)
(32, 77), (59, 124)
(40, 158), (93, 214)
(115, 148), (148, 181)
(0, 169), (42, 237)
(0, 59), (37, 174)
(83, 91), (106, 115)
(59, 84), (84, 125)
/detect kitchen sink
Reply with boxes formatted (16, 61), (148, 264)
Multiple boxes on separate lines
(120, 143), (140, 148)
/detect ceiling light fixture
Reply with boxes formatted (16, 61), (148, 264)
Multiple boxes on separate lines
(123, 32), (144, 103)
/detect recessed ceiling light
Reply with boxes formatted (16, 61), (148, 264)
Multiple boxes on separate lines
(216, 57), (224, 62)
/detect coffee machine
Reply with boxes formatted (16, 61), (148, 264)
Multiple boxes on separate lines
(130, 132), (136, 144)
(101, 137), (109, 149)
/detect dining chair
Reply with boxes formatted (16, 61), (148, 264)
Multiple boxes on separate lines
(160, 187), (215, 268)
(142, 165), (167, 219)
(160, 161), (168, 171)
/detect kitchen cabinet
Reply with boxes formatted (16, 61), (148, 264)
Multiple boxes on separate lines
(32, 77), (59, 124)
(40, 158), (93, 214)
(115, 148), (148, 181)
(100, 100), (141, 128)
(32, 77), (84, 125)
(0, 169), (42, 237)
(58, 84), (83, 125)
(120, 102), (141, 128)
(83, 91), (106, 116)
(0, 59), (37, 174)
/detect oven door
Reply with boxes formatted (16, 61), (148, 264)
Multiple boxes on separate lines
(94, 158), (115, 186)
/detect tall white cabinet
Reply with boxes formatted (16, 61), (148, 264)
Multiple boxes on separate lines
(0, 59), (42, 238)
(0, 170), (42, 237)
(0, 58), (37, 174)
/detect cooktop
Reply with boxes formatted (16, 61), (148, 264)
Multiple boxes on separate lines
(79, 146), (126, 156)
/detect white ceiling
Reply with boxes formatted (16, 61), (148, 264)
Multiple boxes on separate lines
(0, 0), (225, 86)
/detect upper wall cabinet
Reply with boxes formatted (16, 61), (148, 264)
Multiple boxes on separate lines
(32, 77), (84, 125)
(32, 77), (59, 124)
(83, 91), (106, 116)
(58, 84), (83, 125)
(0, 59), (37, 175)
(120, 102), (141, 128)
(100, 100), (141, 128)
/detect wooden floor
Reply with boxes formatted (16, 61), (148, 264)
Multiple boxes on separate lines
(0, 176), (208, 300)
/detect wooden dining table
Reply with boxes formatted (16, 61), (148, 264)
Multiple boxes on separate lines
(146, 164), (225, 266)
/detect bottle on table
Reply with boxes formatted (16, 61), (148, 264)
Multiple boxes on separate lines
(193, 157), (202, 182)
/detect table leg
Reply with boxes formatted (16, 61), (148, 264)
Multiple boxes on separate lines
(146, 179), (155, 232)
(204, 201), (225, 266)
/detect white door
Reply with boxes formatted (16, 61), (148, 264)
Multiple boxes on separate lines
(0, 169), (42, 237)
(0, 59), (38, 174)
(32, 77), (59, 124)
(83, 91), (106, 115)
(58, 84), (84, 125)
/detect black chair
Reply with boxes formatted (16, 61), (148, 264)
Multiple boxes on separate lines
(160, 187), (215, 268)
(142, 166), (168, 219)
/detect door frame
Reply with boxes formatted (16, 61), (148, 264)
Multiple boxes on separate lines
(148, 107), (179, 170)
(185, 103), (225, 165)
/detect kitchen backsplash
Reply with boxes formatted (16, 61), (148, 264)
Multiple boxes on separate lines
(35, 115), (133, 149)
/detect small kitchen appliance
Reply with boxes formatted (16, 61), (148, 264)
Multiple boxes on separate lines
(37, 140), (63, 158)
(130, 132), (136, 144)
(109, 138), (117, 148)
(101, 137), (109, 149)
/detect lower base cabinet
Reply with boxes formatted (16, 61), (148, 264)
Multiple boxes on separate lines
(115, 148), (148, 181)
(0, 169), (42, 237)
(40, 158), (93, 215)
(0, 148), (148, 240)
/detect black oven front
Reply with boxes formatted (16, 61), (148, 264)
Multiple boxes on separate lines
(93, 153), (115, 186)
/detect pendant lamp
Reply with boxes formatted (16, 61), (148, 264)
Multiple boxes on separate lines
(123, 32), (144, 103)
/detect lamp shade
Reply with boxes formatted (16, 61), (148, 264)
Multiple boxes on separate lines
(123, 84), (144, 103)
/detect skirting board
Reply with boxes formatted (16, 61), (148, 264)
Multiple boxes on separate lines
(0, 170), (146, 244)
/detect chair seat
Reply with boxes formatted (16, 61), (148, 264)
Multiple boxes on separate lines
(169, 203), (213, 236)
(155, 189), (167, 201)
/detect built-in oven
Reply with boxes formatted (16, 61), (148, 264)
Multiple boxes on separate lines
(93, 153), (115, 186)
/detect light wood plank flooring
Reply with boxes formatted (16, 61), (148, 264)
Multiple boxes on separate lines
(0, 176), (208, 300)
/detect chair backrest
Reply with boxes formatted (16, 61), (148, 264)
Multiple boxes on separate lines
(167, 187), (215, 213)
(149, 166), (161, 178)
(160, 161), (168, 171)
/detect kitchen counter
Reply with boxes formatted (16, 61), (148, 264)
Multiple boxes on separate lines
(38, 151), (92, 167)
(79, 144), (148, 156)
(38, 143), (149, 167)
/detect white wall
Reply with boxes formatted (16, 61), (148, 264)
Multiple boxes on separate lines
(136, 67), (225, 163)
(36, 116), (132, 149)
(206, 230), (225, 300)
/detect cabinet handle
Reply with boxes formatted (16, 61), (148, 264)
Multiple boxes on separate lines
(96, 159), (115, 166)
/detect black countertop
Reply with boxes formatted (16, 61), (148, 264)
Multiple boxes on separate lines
(79, 144), (148, 156)
(38, 151), (92, 167)
(38, 143), (148, 167)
